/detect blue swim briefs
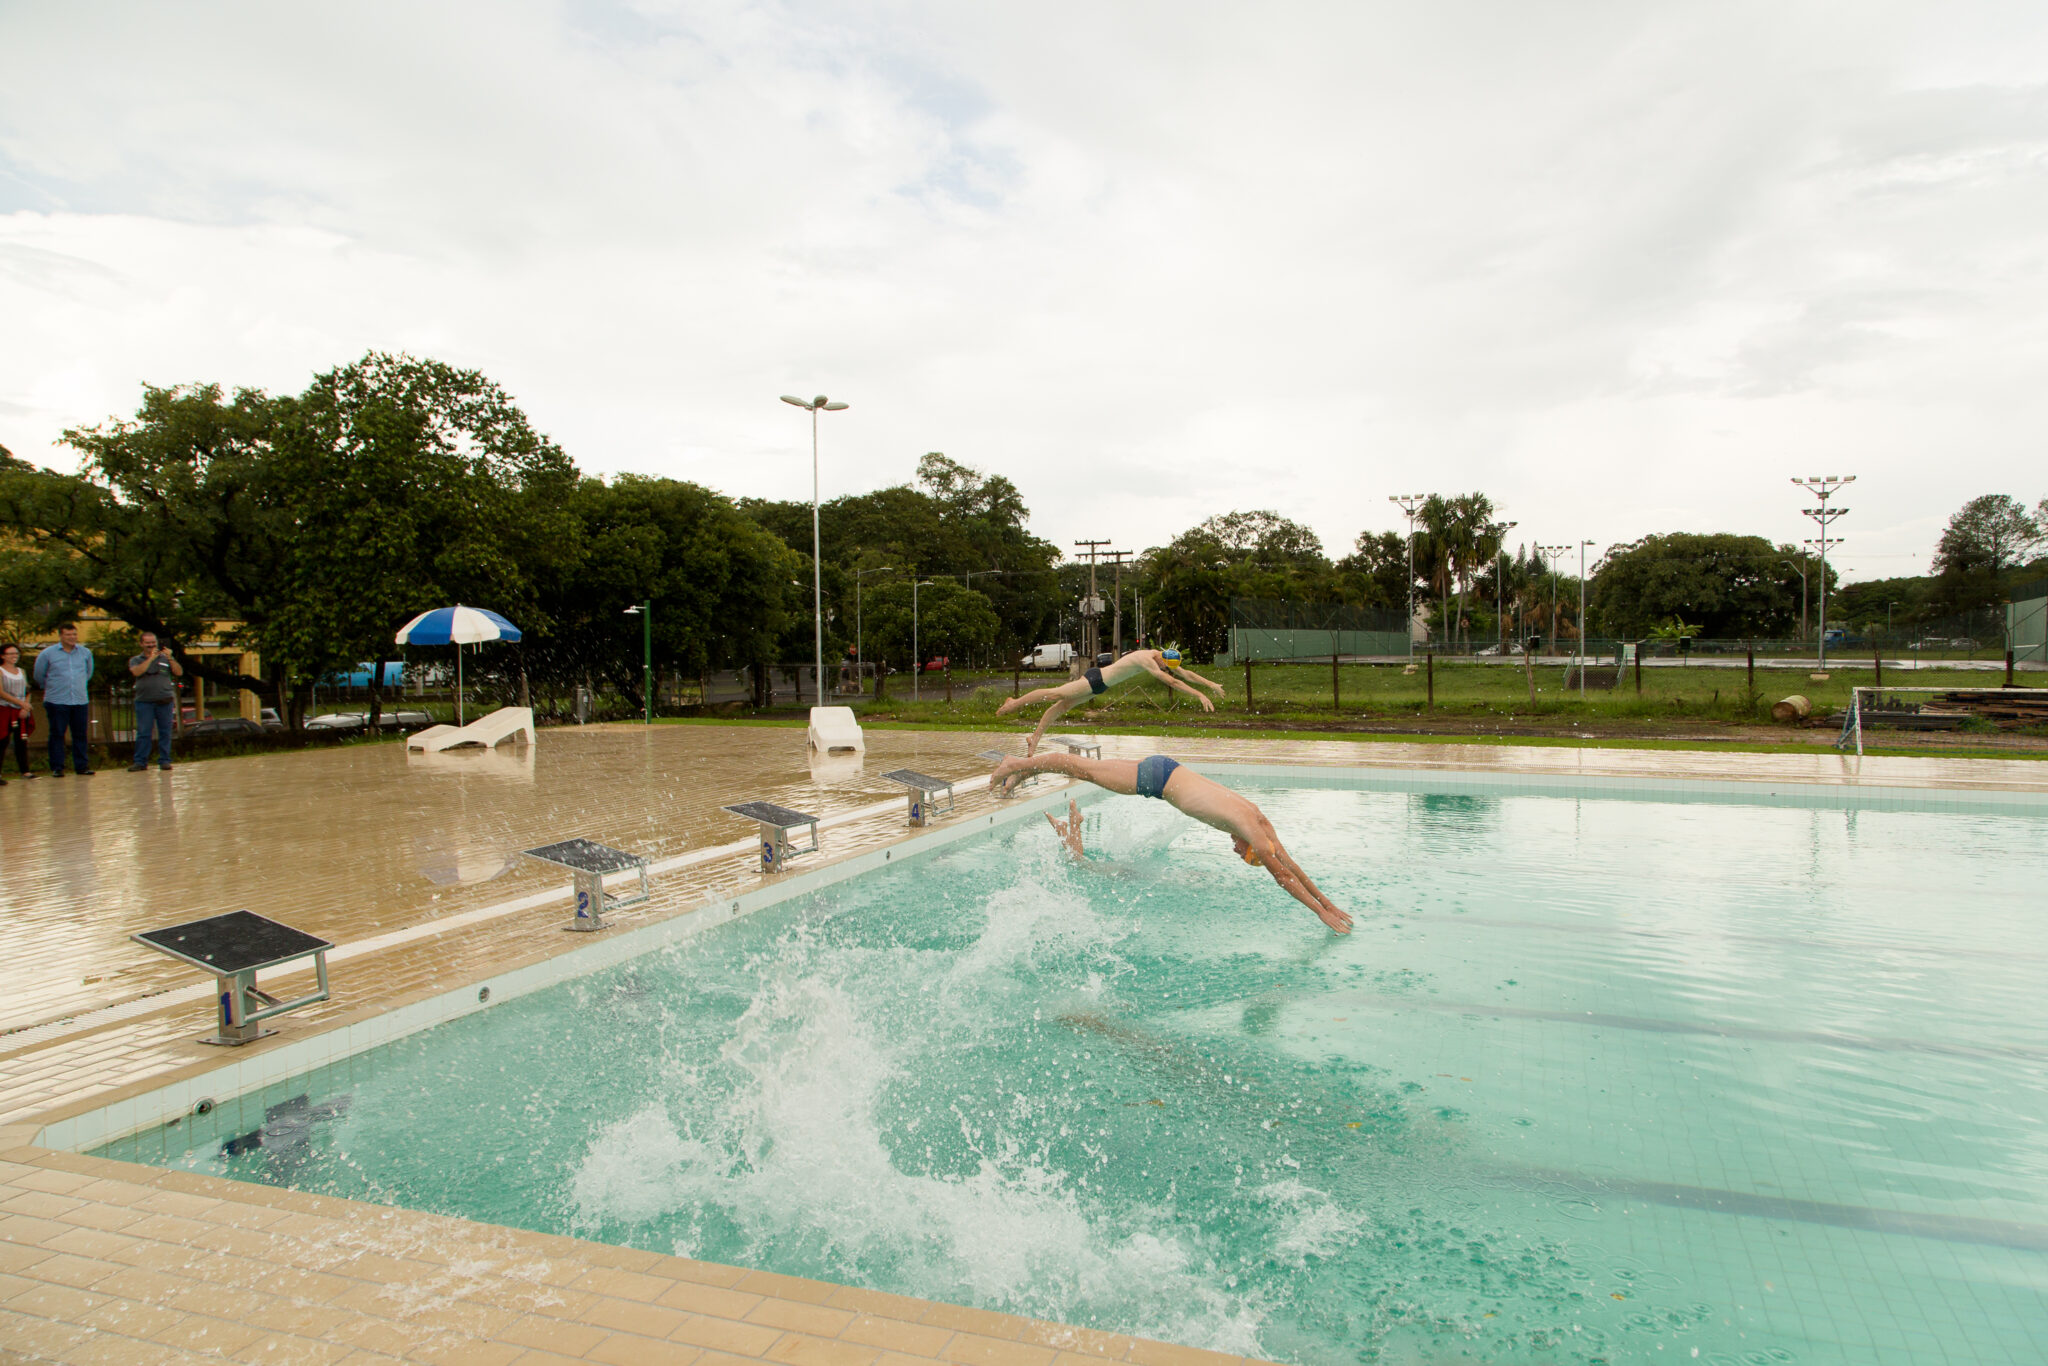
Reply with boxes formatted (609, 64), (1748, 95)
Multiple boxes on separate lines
(1135, 754), (1181, 800)
(1084, 666), (1107, 695)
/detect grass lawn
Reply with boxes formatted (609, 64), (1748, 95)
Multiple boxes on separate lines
(669, 659), (2048, 760)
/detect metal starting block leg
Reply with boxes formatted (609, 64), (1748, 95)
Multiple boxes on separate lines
(722, 801), (821, 873)
(206, 951), (331, 1047)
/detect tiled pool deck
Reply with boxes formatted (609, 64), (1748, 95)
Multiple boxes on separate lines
(4, 724), (2044, 1364)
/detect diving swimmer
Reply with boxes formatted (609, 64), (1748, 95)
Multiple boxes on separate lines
(991, 751), (1353, 934)
(997, 649), (1226, 753)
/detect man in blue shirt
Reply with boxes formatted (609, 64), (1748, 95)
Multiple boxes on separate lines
(33, 623), (96, 776)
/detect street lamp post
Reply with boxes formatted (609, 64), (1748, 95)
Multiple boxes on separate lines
(1577, 540), (1596, 696)
(1492, 520), (1517, 651)
(1791, 475), (1854, 670)
(1778, 557), (1808, 643)
(1389, 495), (1427, 656)
(854, 565), (896, 693)
(781, 394), (850, 706)
(911, 579), (934, 703)
(622, 602), (651, 723)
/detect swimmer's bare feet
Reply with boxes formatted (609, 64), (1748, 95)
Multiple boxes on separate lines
(996, 696), (1025, 716)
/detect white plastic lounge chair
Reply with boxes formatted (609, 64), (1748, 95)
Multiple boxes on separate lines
(406, 706), (535, 753)
(807, 705), (865, 753)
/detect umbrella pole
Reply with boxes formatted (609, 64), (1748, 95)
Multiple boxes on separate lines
(457, 646), (464, 727)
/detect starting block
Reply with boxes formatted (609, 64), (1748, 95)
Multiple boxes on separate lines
(1044, 735), (1102, 759)
(723, 800), (821, 872)
(133, 912), (334, 1046)
(522, 838), (651, 932)
(880, 769), (955, 826)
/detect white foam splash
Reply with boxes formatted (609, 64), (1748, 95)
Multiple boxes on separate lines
(1257, 1177), (1371, 1266)
(567, 890), (1268, 1353)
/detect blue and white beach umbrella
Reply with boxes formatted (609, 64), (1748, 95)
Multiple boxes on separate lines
(393, 604), (523, 646)
(394, 605), (522, 725)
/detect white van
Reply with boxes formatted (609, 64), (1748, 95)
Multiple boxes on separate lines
(1021, 643), (1076, 671)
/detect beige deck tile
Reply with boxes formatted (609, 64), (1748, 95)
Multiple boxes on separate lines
(55, 1204), (146, 1235)
(1120, 1344), (1243, 1366)
(654, 1280), (763, 1321)
(835, 1313), (953, 1357)
(41, 1227), (140, 1264)
(668, 1312), (786, 1356)
(495, 1313), (610, 1358)
(1049, 1354), (1120, 1366)
(936, 1333), (1055, 1366)
(819, 1287), (936, 1324)
(74, 1293), (191, 1339)
(144, 1310), (272, 1357)
(60, 1332), (183, 1366)
(4, 1278), (110, 1322)
(584, 1331), (704, 1366)
(579, 1294), (692, 1340)
(872, 1353), (950, 1366)
(0, 1240), (54, 1274)
(227, 1334), (356, 1366)
(730, 1272), (847, 1309)
(762, 1331), (881, 1366)
(13, 1255), (119, 1293)
(0, 1190), (85, 1221)
(1015, 1324), (1131, 1359)
(407, 1341), (527, 1366)
(745, 1298), (855, 1337)
(0, 1213), (77, 1246)
(569, 1265), (677, 1305)
(5, 1169), (96, 1197)
(914, 1305), (1024, 1341)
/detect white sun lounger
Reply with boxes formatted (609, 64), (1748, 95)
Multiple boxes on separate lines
(807, 705), (865, 753)
(406, 705), (536, 753)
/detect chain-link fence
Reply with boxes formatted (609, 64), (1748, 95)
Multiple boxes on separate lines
(1220, 599), (1410, 663)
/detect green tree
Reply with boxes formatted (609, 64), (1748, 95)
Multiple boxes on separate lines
(519, 475), (804, 711)
(859, 579), (998, 675)
(1588, 533), (1804, 639)
(1932, 494), (2043, 613)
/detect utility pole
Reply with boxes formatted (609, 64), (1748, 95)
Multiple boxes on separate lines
(1492, 520), (1517, 651)
(1389, 495), (1427, 656)
(1074, 539), (1110, 662)
(1792, 476), (1854, 670)
(1103, 550), (1132, 656)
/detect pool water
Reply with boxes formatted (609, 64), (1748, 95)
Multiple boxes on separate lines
(101, 781), (2048, 1363)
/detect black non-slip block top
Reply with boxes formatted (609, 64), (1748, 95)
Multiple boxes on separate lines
(521, 838), (649, 874)
(133, 911), (333, 975)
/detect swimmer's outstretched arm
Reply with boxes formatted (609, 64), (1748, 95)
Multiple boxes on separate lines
(1045, 798), (1087, 860)
(1139, 658), (1216, 711)
(1254, 830), (1352, 934)
(1166, 776), (1352, 933)
(1179, 667), (1228, 697)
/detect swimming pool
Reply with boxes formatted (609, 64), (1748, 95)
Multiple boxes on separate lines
(97, 773), (2048, 1363)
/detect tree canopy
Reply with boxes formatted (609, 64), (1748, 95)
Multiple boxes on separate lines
(1587, 533), (1807, 639)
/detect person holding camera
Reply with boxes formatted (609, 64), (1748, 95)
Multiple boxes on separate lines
(128, 631), (182, 772)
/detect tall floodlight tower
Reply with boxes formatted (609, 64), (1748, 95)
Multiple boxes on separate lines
(1388, 495), (1428, 656)
(1791, 476), (1855, 670)
(1536, 544), (1572, 657)
(780, 394), (850, 705)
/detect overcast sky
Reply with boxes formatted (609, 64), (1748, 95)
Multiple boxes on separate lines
(4, 1), (2046, 582)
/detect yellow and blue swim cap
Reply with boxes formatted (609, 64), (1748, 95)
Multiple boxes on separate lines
(1161, 649), (1183, 669)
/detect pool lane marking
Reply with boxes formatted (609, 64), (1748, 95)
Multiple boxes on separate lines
(1494, 1165), (2048, 1252)
(1343, 994), (2048, 1062)
(4, 770), (1022, 1053)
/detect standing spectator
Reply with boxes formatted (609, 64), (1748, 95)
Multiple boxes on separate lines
(33, 623), (95, 776)
(128, 631), (182, 771)
(0, 642), (35, 782)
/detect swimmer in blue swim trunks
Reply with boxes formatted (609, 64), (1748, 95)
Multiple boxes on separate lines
(997, 649), (1225, 754)
(991, 750), (1353, 933)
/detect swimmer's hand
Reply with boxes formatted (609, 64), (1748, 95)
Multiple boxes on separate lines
(1197, 694), (1215, 712)
(1046, 799), (1086, 860)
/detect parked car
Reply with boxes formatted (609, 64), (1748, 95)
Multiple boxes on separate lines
(183, 716), (266, 738)
(375, 710), (434, 730)
(922, 656), (949, 673)
(303, 712), (368, 731)
(1021, 643), (1076, 671)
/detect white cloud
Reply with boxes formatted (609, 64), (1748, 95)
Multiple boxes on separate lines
(3, 0), (2046, 583)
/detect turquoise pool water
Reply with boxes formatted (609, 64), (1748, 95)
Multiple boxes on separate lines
(101, 780), (2048, 1363)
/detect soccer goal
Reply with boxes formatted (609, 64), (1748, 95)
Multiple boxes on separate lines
(1836, 685), (2048, 755)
